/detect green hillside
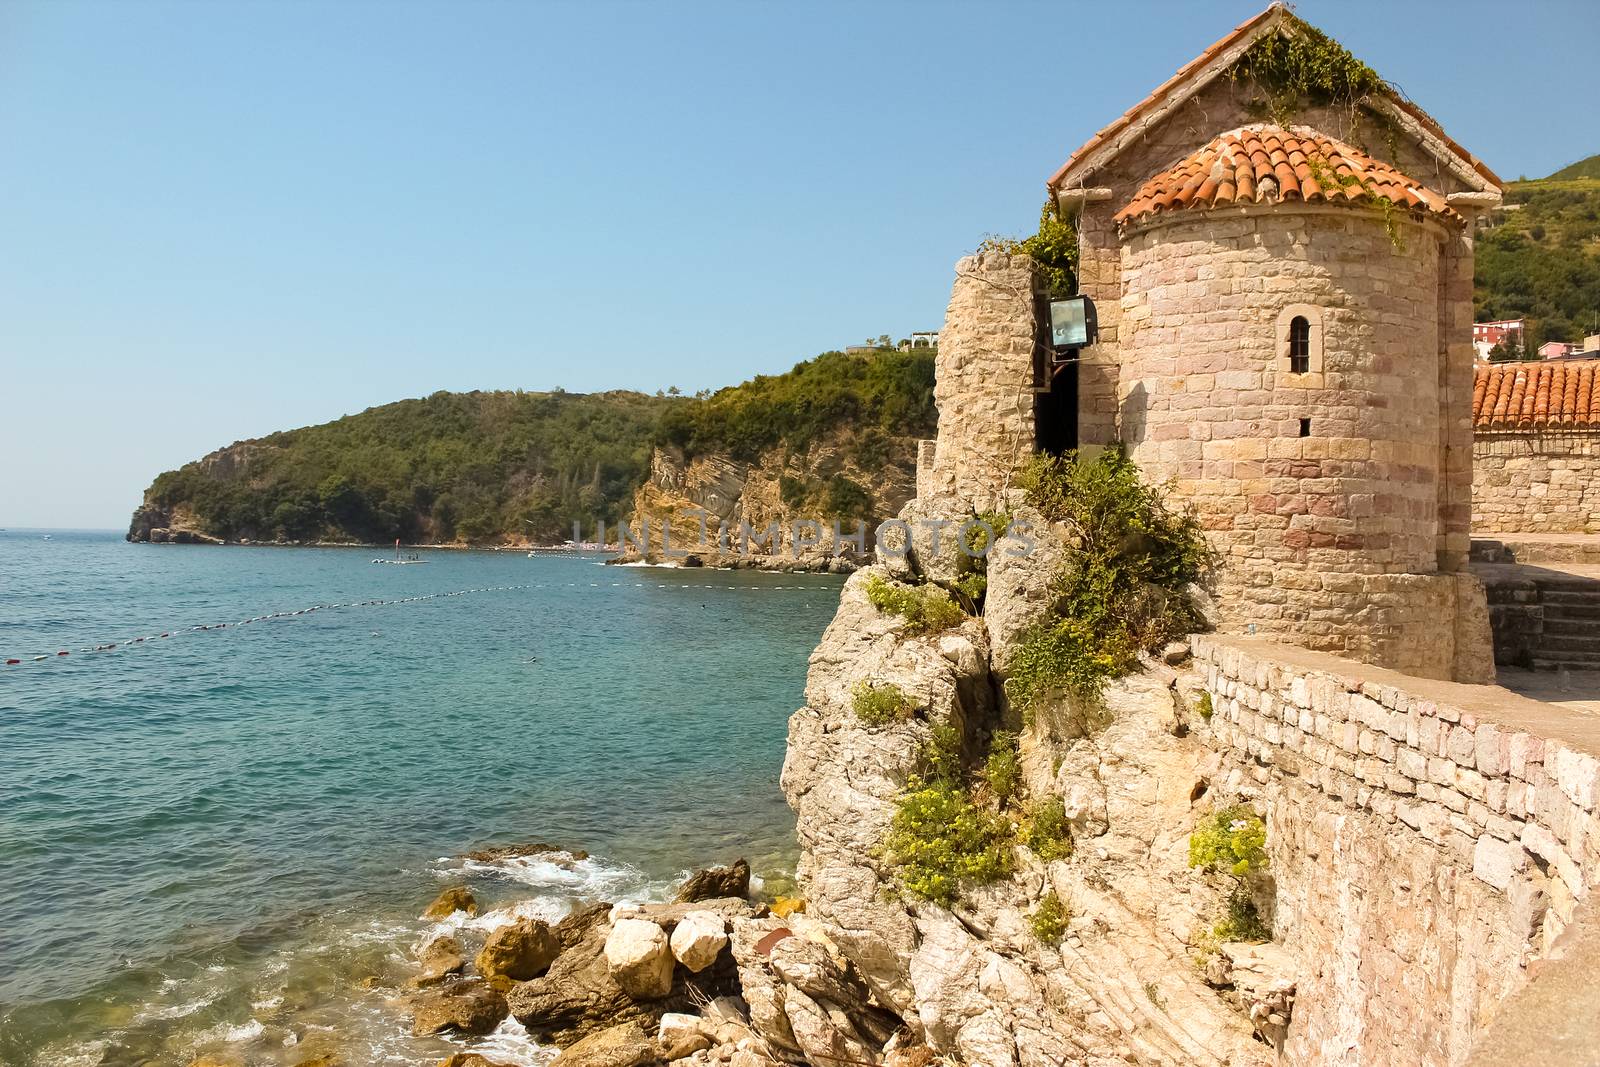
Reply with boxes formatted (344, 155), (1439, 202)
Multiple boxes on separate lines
(1547, 154), (1600, 181)
(132, 347), (937, 546)
(1473, 176), (1600, 348)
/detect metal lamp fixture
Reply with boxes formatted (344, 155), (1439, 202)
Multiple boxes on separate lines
(1048, 295), (1097, 350)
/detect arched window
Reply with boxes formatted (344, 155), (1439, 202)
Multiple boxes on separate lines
(1288, 316), (1311, 374)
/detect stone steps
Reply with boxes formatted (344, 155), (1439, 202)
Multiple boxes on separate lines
(1534, 634), (1600, 653)
(1544, 603), (1600, 621)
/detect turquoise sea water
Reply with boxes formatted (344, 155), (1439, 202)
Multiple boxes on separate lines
(0, 530), (842, 1066)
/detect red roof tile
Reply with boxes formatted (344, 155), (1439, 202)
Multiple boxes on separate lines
(1113, 126), (1461, 226)
(1474, 360), (1600, 431)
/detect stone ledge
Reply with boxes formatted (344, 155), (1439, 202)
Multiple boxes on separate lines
(1193, 634), (1600, 912)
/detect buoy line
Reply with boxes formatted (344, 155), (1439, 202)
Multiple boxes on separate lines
(2, 580), (833, 667)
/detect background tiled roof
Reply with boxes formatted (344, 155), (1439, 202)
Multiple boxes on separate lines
(1115, 126), (1460, 226)
(1474, 360), (1600, 431)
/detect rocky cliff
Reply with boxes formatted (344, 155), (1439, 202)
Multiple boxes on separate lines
(615, 429), (918, 571)
(777, 499), (1280, 1066)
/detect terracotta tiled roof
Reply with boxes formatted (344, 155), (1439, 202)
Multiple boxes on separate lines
(1474, 359), (1600, 431)
(1113, 126), (1461, 226)
(1046, 3), (1501, 195)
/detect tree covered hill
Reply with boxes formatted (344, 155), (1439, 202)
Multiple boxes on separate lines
(1474, 174), (1600, 348)
(1547, 154), (1600, 182)
(130, 347), (937, 546)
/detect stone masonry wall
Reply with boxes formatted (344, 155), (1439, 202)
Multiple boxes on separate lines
(1473, 433), (1600, 533)
(927, 252), (1040, 510)
(1064, 74), (1486, 463)
(1112, 206), (1492, 678)
(1195, 635), (1600, 1065)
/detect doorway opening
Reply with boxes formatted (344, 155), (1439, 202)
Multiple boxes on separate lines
(1036, 355), (1078, 456)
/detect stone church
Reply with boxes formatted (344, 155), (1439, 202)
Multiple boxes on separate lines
(924, 3), (1503, 682)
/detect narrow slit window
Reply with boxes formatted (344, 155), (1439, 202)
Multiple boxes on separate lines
(1299, 418), (1312, 438)
(1288, 316), (1311, 374)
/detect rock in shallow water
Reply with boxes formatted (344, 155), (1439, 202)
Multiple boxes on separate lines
(673, 859), (750, 903)
(412, 934), (467, 988)
(477, 917), (561, 983)
(422, 885), (478, 920)
(408, 979), (508, 1037)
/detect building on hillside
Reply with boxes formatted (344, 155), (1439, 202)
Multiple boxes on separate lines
(923, 2), (1502, 682)
(1474, 318), (1526, 360)
(1473, 359), (1600, 533)
(1539, 341), (1578, 359)
(899, 331), (940, 351)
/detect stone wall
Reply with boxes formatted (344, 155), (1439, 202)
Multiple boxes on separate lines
(1111, 205), (1492, 679)
(1473, 432), (1600, 533)
(1063, 74), (1487, 463)
(926, 252), (1040, 510)
(1195, 635), (1600, 1065)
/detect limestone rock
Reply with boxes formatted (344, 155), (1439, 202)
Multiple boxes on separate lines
(476, 917), (561, 982)
(605, 918), (676, 999)
(551, 1021), (660, 1067)
(673, 860), (750, 903)
(409, 979), (508, 1037)
(668, 911), (728, 972)
(508, 910), (642, 1044)
(662, 1032), (712, 1060)
(412, 934), (467, 988)
(656, 1011), (702, 1047)
(983, 504), (1064, 681)
(875, 494), (976, 586)
(423, 885), (478, 920)
(437, 1056), (517, 1067)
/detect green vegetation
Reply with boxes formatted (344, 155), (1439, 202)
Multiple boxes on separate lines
(1190, 806), (1271, 944)
(1024, 797), (1074, 862)
(851, 681), (917, 727)
(1195, 690), (1214, 722)
(655, 348), (936, 463)
(886, 738), (1014, 905)
(1212, 887), (1272, 943)
(143, 389), (674, 545)
(1029, 890), (1068, 944)
(1475, 177), (1600, 350)
(1005, 448), (1214, 720)
(984, 730), (1021, 805)
(978, 203), (1078, 298)
(1548, 154), (1600, 182)
(137, 346), (938, 545)
(865, 574), (965, 636)
(1229, 12), (1388, 128)
(1189, 806), (1268, 878)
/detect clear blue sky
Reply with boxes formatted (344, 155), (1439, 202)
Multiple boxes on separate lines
(2, 0), (1594, 528)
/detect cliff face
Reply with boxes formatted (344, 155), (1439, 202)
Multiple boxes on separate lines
(780, 503), (1276, 1066)
(617, 429), (918, 570)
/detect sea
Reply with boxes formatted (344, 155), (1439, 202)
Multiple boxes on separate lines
(0, 530), (844, 1067)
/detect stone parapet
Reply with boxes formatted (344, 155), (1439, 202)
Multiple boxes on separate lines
(1194, 634), (1600, 1064)
(1196, 634), (1600, 942)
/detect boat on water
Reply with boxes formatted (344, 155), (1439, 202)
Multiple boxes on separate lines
(372, 539), (426, 565)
